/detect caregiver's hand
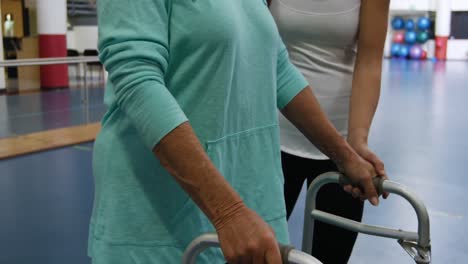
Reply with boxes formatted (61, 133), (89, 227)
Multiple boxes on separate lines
(280, 88), (382, 207)
(339, 152), (380, 206)
(214, 204), (281, 264)
(348, 138), (389, 199)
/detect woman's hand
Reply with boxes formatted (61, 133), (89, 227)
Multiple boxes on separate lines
(338, 152), (381, 205)
(347, 138), (389, 199)
(280, 88), (384, 205)
(348, 138), (385, 174)
(214, 204), (282, 264)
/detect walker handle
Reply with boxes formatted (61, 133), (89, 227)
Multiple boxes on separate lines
(302, 172), (431, 264)
(182, 233), (322, 264)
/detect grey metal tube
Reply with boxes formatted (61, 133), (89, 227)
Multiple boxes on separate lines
(0, 57), (100, 67)
(381, 179), (431, 247)
(310, 210), (418, 241)
(288, 250), (322, 264)
(182, 233), (219, 264)
(83, 62), (90, 123)
(302, 172), (340, 254)
(302, 172), (430, 253)
(182, 233), (322, 264)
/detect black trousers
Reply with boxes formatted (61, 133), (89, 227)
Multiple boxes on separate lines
(282, 152), (364, 264)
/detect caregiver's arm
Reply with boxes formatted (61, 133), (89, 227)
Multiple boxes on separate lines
(348, 0), (390, 176)
(275, 35), (380, 204)
(281, 87), (380, 205)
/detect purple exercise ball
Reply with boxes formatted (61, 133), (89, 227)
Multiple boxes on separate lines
(409, 45), (423, 60)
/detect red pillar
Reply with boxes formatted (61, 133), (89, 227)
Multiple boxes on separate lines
(37, 0), (69, 89)
(435, 0), (451, 60)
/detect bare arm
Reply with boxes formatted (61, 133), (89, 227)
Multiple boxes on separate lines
(281, 88), (354, 166)
(153, 122), (242, 225)
(282, 87), (380, 205)
(348, 0), (390, 175)
(153, 122), (282, 264)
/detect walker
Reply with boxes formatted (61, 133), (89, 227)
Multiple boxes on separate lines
(183, 233), (322, 263)
(183, 172), (431, 264)
(303, 172), (431, 264)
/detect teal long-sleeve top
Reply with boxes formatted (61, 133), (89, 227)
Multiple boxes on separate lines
(89, 0), (308, 263)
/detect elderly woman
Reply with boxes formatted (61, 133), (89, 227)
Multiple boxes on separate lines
(89, 0), (381, 263)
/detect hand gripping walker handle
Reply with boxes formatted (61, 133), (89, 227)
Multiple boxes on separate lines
(302, 172), (431, 264)
(182, 233), (322, 264)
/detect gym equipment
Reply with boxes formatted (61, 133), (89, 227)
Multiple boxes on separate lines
(398, 44), (410, 58)
(183, 233), (322, 264)
(302, 172), (431, 264)
(393, 31), (405, 43)
(405, 31), (417, 44)
(417, 17), (431, 30)
(391, 17), (405, 30)
(390, 43), (402, 57)
(405, 19), (415, 31)
(417, 31), (430, 43)
(409, 45), (424, 60)
(421, 50), (428, 60)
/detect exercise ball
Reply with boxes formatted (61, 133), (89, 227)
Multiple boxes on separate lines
(416, 31), (430, 43)
(391, 43), (402, 57)
(398, 44), (410, 58)
(391, 17), (405, 30)
(409, 45), (423, 59)
(405, 19), (415, 31)
(417, 17), (431, 30)
(421, 50), (428, 60)
(405, 31), (417, 44)
(393, 31), (405, 43)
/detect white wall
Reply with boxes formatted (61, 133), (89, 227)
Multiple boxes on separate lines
(447, 40), (468, 60)
(0, 14), (5, 90)
(390, 0), (468, 12)
(67, 26), (98, 52)
(37, 0), (67, 34)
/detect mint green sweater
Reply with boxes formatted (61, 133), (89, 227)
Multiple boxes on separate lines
(90, 0), (308, 263)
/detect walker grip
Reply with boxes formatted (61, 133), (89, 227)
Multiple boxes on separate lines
(338, 174), (385, 196)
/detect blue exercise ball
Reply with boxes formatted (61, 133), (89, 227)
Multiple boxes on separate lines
(405, 19), (415, 31)
(391, 43), (402, 57)
(417, 17), (431, 30)
(391, 17), (405, 30)
(405, 31), (417, 44)
(398, 44), (410, 58)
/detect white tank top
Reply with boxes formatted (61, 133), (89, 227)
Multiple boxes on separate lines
(270, 0), (361, 160)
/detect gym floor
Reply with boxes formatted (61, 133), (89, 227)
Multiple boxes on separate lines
(0, 59), (467, 263)
(0, 87), (106, 138)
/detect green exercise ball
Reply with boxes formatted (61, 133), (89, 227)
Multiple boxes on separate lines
(417, 31), (429, 43)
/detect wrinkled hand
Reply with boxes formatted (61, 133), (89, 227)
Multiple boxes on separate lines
(214, 204), (281, 264)
(349, 140), (389, 199)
